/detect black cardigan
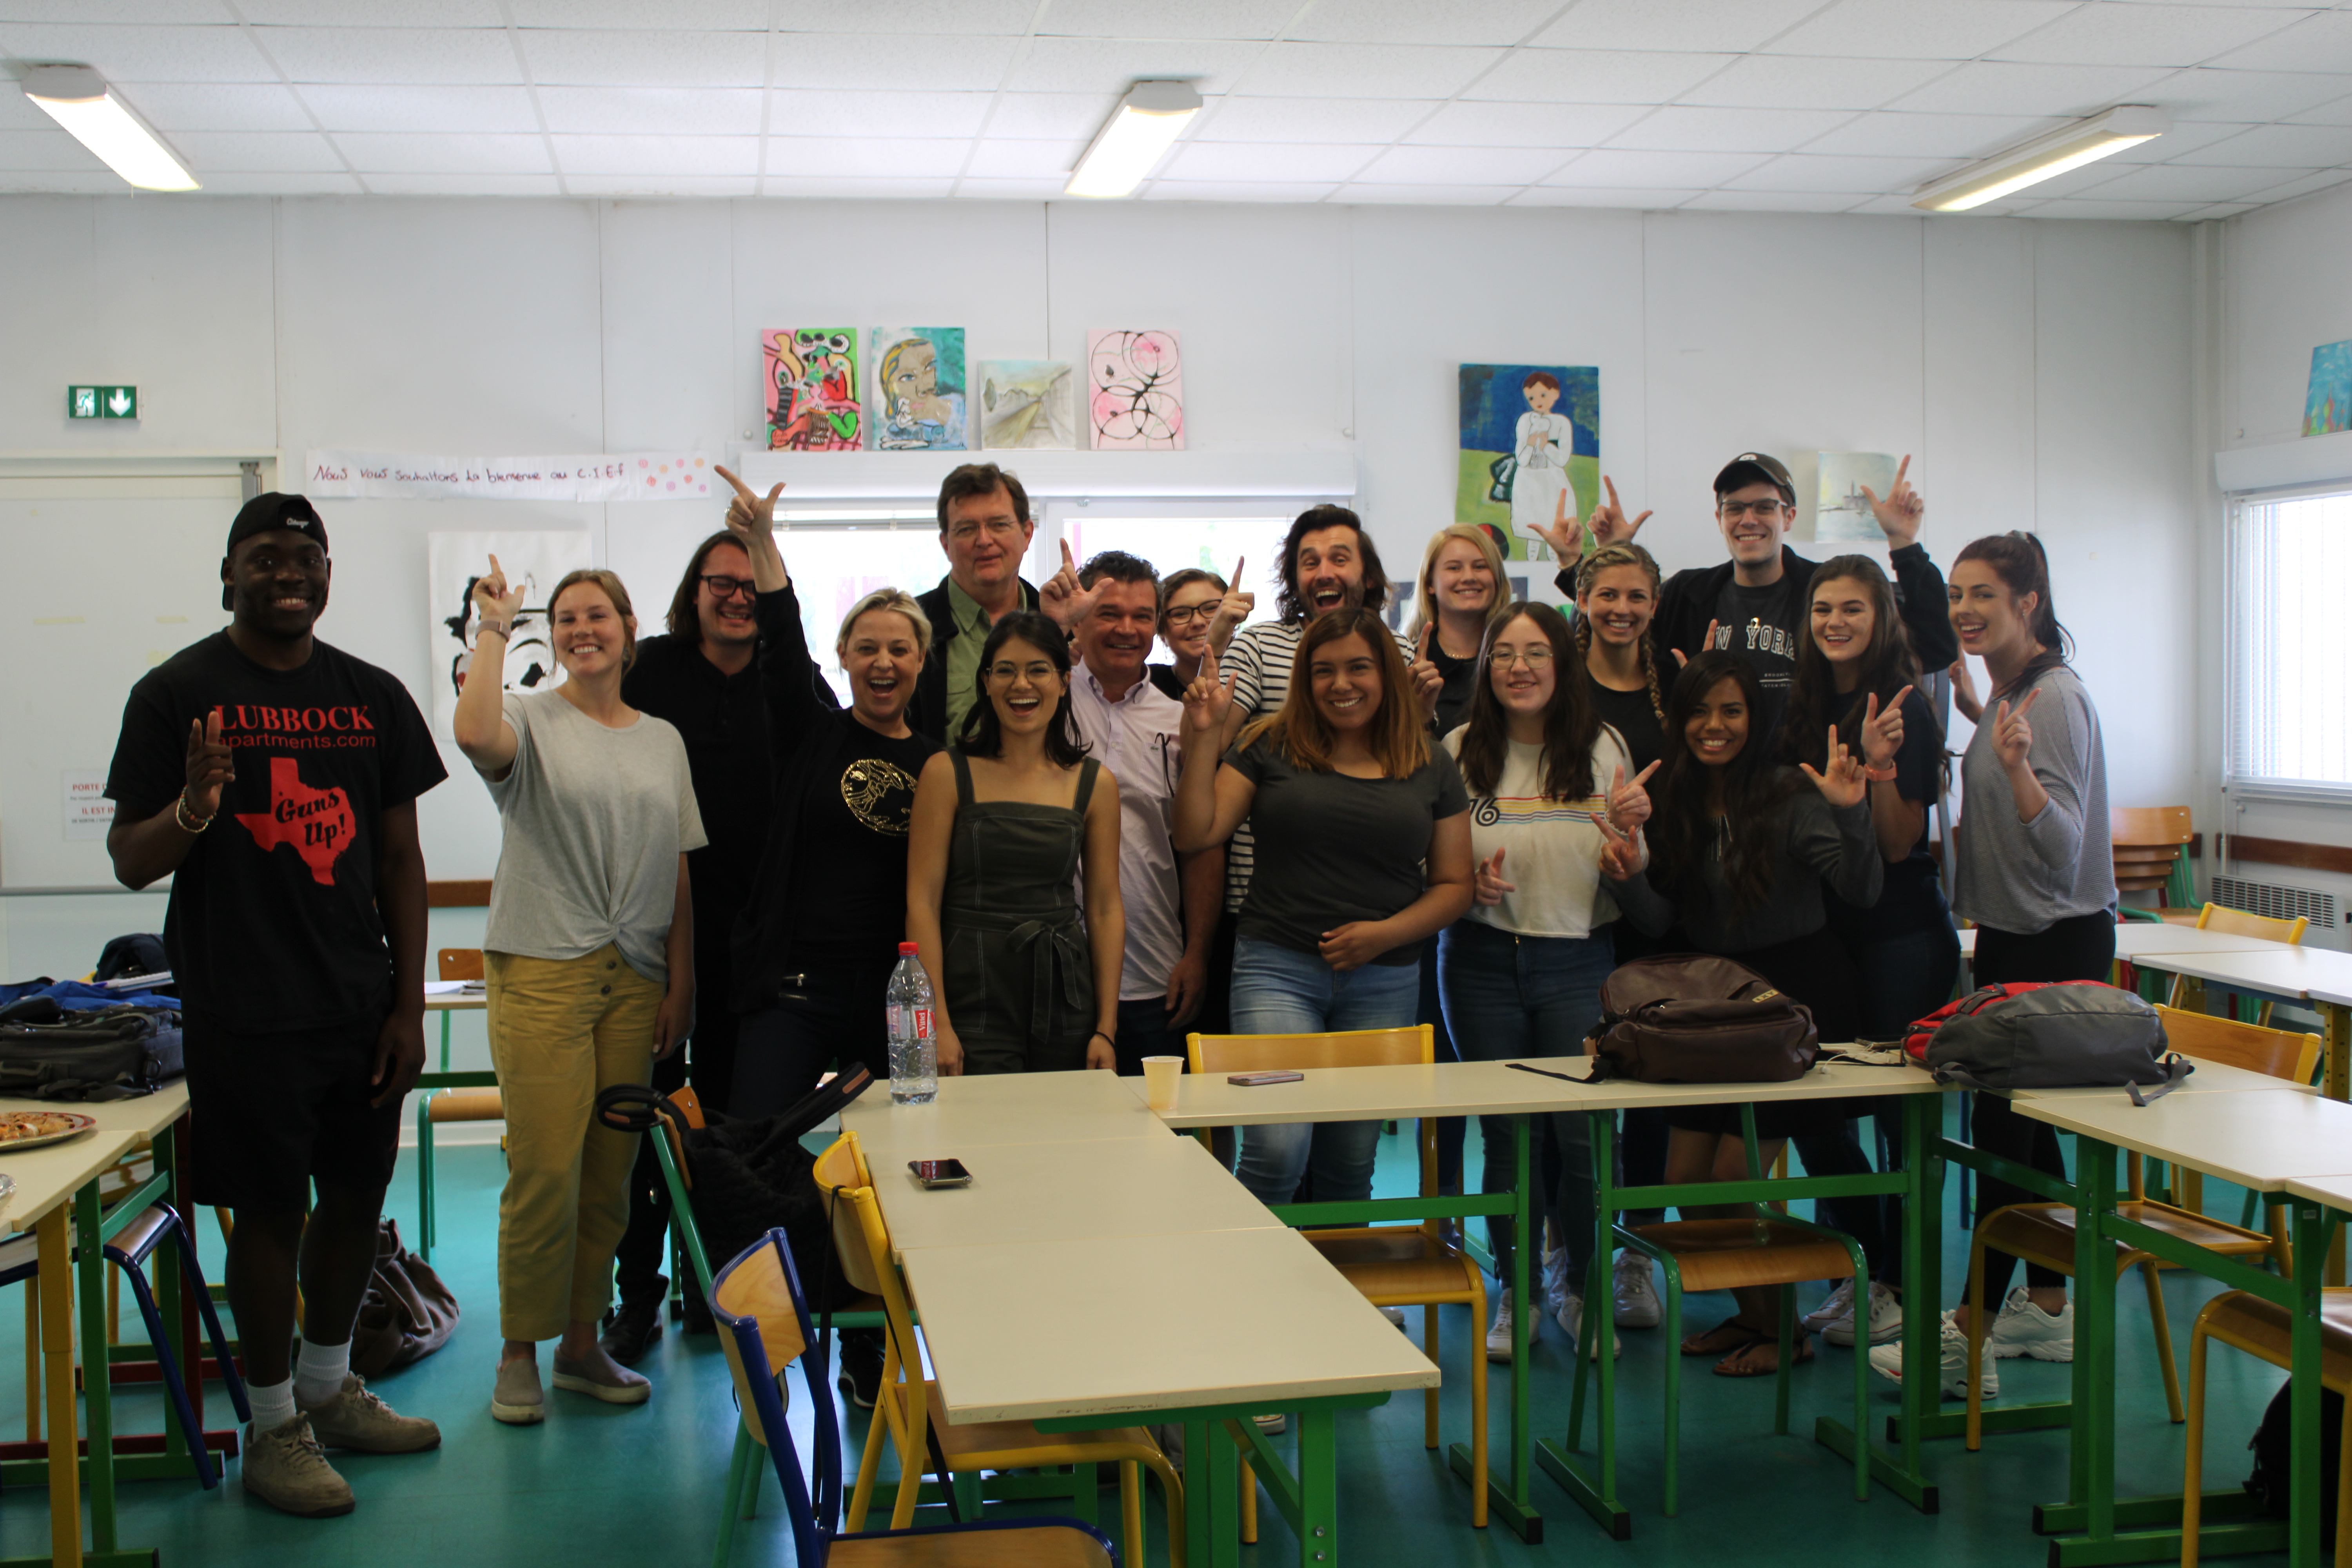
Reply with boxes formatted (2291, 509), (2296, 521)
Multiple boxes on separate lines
(907, 574), (1040, 743)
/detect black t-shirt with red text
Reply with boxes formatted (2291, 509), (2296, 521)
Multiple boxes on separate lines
(105, 632), (446, 1033)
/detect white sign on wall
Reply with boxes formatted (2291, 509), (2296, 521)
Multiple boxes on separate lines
(425, 532), (597, 737)
(305, 450), (719, 503)
(62, 770), (113, 841)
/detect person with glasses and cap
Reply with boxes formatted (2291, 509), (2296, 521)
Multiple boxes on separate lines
(103, 493), (447, 1517)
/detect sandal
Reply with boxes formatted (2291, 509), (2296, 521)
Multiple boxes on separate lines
(1714, 1329), (1813, 1378)
(1680, 1318), (1770, 1358)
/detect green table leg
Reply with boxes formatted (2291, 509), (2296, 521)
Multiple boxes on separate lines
(1446, 1116), (1543, 1539)
(2286, 1198), (2325, 1568)
(77, 1183), (118, 1556)
(1299, 1407), (1338, 1564)
(1822, 1091), (1943, 1511)
(1534, 1109), (1630, 1539)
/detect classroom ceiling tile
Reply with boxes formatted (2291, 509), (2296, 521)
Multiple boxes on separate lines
(762, 135), (970, 177)
(299, 83), (541, 132)
(547, 133), (762, 174)
(1400, 100), (1649, 147)
(2286, 91), (2352, 124)
(2232, 166), (2352, 200)
(0, 93), (56, 132)
(960, 139), (1082, 178)
(2082, 160), (2320, 200)
(770, 32), (1022, 92)
(951, 177), (1070, 198)
(1235, 41), (1507, 98)
(1144, 178), (1346, 201)
(2174, 201), (2263, 220)
(1335, 181), (1522, 203)
(1679, 188), (1878, 211)
(2015, 196), (2213, 217)
(983, 93), (1126, 140)
(1465, 48), (1738, 103)
(0, 22), (276, 81)
(1798, 110), (2063, 158)
(1006, 36), (1262, 96)
(1606, 106), (1856, 153)
(506, 0), (765, 25)
(1543, 147), (1774, 185)
(254, 26), (524, 85)
(363, 171), (566, 194)
(1885, 60), (2178, 116)
(1038, 0), (1296, 39)
(1681, 53), (1958, 110)
(1196, 96), (1436, 143)
(192, 169), (367, 192)
(1506, 183), (1699, 206)
(536, 86), (763, 135)
(576, 172), (762, 194)
(774, 0), (1033, 31)
(2169, 120), (2352, 163)
(332, 131), (553, 172)
(1760, 0), (2076, 62)
(1724, 152), (1953, 191)
(0, 170), (146, 193)
(115, 83), (316, 132)
(1989, 4), (2313, 67)
(170, 129), (347, 170)
(2210, 9), (2352, 72)
(0, 128), (102, 169)
(2, 0), (233, 20)
(2098, 118), (2263, 160)
(2141, 67), (2352, 122)
(1159, 140), (1383, 181)
(1285, 0), (1567, 47)
(239, 0), (501, 24)
(521, 30), (769, 88)
(757, 174), (956, 196)
(1350, 143), (1575, 183)
(768, 89), (994, 138)
(1529, 0), (1822, 53)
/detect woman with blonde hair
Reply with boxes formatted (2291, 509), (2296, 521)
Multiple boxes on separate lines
(454, 560), (702, 1425)
(1407, 523), (1514, 737)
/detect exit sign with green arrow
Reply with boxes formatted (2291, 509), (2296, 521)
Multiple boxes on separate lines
(67, 386), (138, 420)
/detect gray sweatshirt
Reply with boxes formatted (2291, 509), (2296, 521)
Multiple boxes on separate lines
(1611, 772), (1883, 954)
(1952, 663), (2115, 934)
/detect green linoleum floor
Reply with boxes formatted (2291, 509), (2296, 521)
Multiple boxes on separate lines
(0, 1111), (2303, 1567)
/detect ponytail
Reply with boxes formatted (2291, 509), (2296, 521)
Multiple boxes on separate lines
(1954, 531), (2073, 699)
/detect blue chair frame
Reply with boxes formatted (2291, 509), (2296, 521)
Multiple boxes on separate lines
(708, 1226), (1120, 1567)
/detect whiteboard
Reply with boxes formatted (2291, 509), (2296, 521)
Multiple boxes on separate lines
(0, 486), (239, 890)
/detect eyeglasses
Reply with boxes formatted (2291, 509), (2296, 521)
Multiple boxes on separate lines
(1718, 499), (1788, 521)
(699, 575), (757, 600)
(1490, 648), (1554, 668)
(1163, 604), (1220, 627)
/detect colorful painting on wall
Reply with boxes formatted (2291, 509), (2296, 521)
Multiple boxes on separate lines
(869, 327), (967, 451)
(1087, 329), (1185, 451)
(1814, 452), (1898, 545)
(977, 359), (1078, 450)
(2304, 339), (2352, 436)
(763, 328), (862, 452)
(1456, 364), (1599, 564)
(426, 530), (595, 737)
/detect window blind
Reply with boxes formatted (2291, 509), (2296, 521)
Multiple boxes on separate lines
(2227, 489), (2352, 794)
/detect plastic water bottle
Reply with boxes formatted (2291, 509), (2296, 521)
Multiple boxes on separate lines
(886, 942), (938, 1104)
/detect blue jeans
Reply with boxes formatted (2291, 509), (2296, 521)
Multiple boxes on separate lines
(1229, 935), (1420, 1206)
(1436, 919), (1614, 1287)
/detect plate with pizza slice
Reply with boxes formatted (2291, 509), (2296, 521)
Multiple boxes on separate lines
(0, 1111), (97, 1152)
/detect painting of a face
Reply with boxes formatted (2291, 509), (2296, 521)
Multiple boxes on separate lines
(1525, 381), (1558, 414)
(869, 328), (967, 451)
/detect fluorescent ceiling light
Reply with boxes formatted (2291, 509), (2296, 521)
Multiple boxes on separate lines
(1065, 81), (1201, 199)
(1912, 105), (2167, 212)
(21, 65), (199, 192)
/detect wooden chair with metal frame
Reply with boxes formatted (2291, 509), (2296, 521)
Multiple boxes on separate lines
(2180, 1284), (2352, 1568)
(2111, 806), (2194, 915)
(2152, 1007), (2322, 1230)
(709, 1225), (1121, 1568)
(1961, 1011), (2304, 1451)
(1185, 1024), (1490, 1531)
(822, 1140), (1185, 1568)
(2164, 904), (2310, 1027)
(415, 947), (503, 1261)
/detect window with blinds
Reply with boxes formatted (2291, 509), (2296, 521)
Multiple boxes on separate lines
(2227, 488), (2352, 794)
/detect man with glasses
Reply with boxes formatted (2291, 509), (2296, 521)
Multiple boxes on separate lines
(909, 462), (1093, 743)
(603, 476), (817, 1361)
(1065, 551), (1220, 1075)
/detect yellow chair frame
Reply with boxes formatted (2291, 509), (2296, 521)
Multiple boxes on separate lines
(2181, 1287), (2352, 1568)
(2165, 904), (2310, 1027)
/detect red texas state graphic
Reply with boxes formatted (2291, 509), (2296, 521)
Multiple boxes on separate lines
(234, 757), (356, 886)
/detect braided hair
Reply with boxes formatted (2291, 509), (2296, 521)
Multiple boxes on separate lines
(1572, 541), (1666, 724)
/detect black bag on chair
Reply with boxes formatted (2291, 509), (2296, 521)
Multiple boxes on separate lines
(2246, 1379), (2345, 1534)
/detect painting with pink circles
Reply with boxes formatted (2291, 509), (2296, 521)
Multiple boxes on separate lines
(636, 455), (715, 497)
(1086, 329), (1184, 452)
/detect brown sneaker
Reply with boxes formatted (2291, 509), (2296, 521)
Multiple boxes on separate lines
(303, 1375), (441, 1454)
(492, 1356), (545, 1425)
(241, 1413), (356, 1517)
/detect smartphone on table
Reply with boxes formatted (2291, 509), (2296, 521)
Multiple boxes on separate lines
(909, 1158), (972, 1189)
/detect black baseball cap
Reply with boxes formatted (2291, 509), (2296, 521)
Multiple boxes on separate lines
(1712, 452), (1796, 505)
(222, 493), (329, 610)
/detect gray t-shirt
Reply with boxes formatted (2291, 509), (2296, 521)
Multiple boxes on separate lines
(1953, 664), (2116, 933)
(480, 690), (708, 985)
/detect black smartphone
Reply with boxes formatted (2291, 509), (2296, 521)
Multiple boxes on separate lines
(909, 1158), (972, 1189)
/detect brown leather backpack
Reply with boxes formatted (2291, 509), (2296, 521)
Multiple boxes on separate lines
(350, 1218), (459, 1378)
(1584, 954), (1819, 1083)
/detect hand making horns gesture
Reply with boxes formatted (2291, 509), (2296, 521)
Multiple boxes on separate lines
(1182, 642), (1236, 740)
(713, 464), (783, 540)
(1474, 847), (1515, 907)
(472, 553), (526, 627)
(1039, 537), (1104, 631)
(1799, 723), (1869, 809)
(1860, 684), (1915, 771)
(1606, 759), (1661, 833)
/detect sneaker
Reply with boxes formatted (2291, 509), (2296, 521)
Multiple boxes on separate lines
(1485, 1294), (1521, 1362)
(837, 1331), (884, 1412)
(491, 1356), (546, 1425)
(1613, 1252), (1662, 1330)
(1802, 1278), (1858, 1338)
(1988, 1288), (2074, 1362)
(1541, 1242), (1570, 1321)
(553, 1348), (652, 1405)
(241, 1413), (355, 1517)
(1253, 1412), (1286, 1436)
(1825, 1283), (1904, 1349)
(599, 1295), (665, 1366)
(1868, 1311), (1996, 1401)
(1556, 1293), (1621, 1359)
(1380, 1306), (1408, 1330)
(301, 1375), (441, 1453)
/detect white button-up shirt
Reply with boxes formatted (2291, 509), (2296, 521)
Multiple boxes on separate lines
(1067, 658), (1186, 1001)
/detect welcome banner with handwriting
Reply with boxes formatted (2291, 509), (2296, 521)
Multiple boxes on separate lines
(305, 450), (718, 501)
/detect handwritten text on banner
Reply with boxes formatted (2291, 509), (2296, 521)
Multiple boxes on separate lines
(305, 451), (717, 501)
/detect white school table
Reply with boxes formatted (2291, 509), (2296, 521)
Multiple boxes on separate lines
(1148, 1057), (1953, 1539)
(2122, 946), (2352, 1101)
(838, 1069), (1165, 1163)
(2011, 1050), (2319, 1100)
(2013, 1088), (2352, 1568)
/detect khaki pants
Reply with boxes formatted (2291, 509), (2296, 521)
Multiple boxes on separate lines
(486, 944), (662, 1342)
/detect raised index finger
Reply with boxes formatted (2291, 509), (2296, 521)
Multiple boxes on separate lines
(1888, 683), (1915, 716)
(712, 464), (757, 504)
(1604, 473), (1621, 510)
(205, 707), (223, 745)
(2014, 686), (2042, 718)
(1060, 537), (1076, 572)
(1894, 454), (1911, 486)
(1633, 760), (1661, 787)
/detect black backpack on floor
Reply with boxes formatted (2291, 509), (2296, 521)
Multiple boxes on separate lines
(2246, 1379), (2344, 1534)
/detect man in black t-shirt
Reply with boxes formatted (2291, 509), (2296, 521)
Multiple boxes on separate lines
(105, 493), (445, 1517)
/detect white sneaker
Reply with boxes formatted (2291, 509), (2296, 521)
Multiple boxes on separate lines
(1486, 1294), (1519, 1362)
(1380, 1306), (1408, 1330)
(1802, 1278), (1858, 1338)
(1541, 1242), (1570, 1321)
(1556, 1293), (1622, 1359)
(1868, 1311), (1995, 1401)
(1612, 1252), (1662, 1330)
(1988, 1288), (2073, 1361)
(1824, 1282), (1904, 1348)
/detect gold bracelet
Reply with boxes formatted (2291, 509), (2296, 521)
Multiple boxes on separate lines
(174, 791), (214, 834)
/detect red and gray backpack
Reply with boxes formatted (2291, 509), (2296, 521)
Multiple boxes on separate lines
(1904, 980), (2190, 1102)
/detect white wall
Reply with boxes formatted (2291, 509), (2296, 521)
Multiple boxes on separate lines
(0, 192), (2198, 910)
